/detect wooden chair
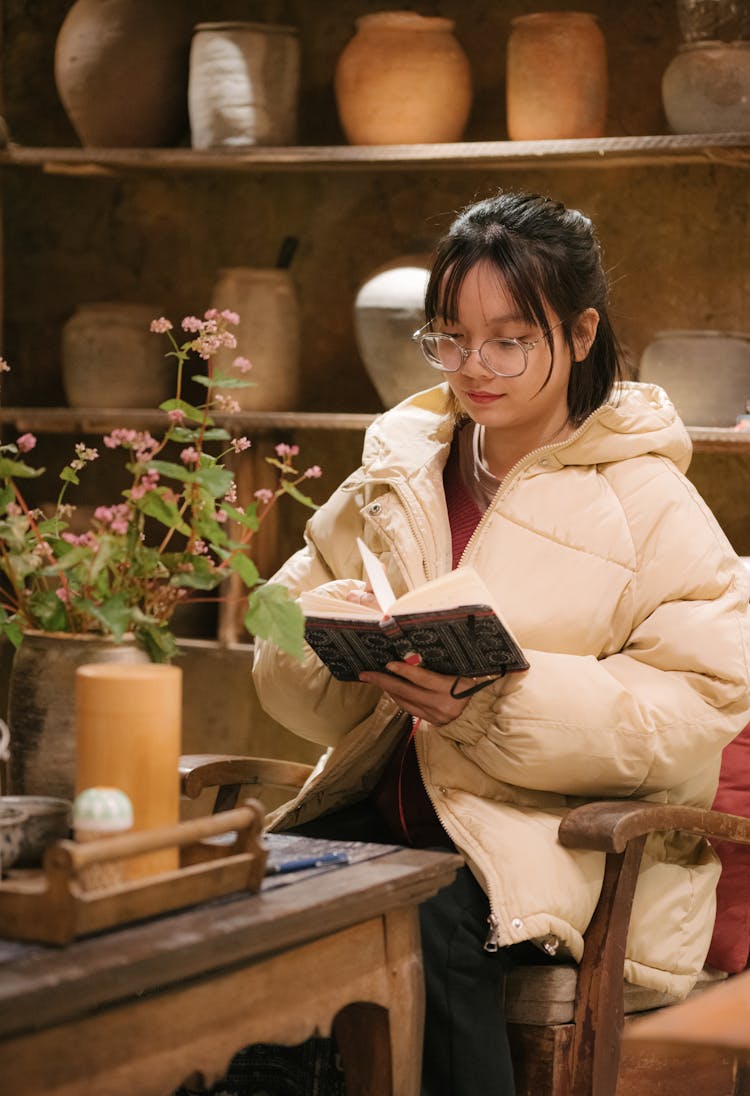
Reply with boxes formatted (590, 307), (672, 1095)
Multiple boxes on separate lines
(179, 754), (750, 1096)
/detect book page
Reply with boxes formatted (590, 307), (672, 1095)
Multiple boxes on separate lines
(298, 588), (380, 620)
(392, 566), (499, 616)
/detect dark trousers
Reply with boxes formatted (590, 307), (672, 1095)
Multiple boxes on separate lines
(289, 802), (516, 1096)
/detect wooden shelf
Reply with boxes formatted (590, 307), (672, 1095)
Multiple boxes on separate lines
(0, 134), (748, 176)
(0, 408), (748, 454)
(0, 407), (376, 434)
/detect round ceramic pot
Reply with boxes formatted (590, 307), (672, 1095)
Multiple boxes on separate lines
(506, 12), (608, 140)
(61, 302), (172, 409)
(54, 0), (194, 147)
(353, 256), (436, 409)
(334, 11), (473, 145)
(0, 795), (72, 868)
(662, 40), (750, 133)
(188, 22), (300, 148)
(7, 632), (150, 800)
(639, 329), (750, 426)
(210, 267), (301, 411)
(0, 806), (27, 875)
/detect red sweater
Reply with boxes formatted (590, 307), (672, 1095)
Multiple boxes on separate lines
(370, 437), (483, 846)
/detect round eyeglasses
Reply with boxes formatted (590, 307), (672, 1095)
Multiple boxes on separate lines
(412, 319), (565, 378)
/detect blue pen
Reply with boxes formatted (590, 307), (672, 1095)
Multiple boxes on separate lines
(266, 851), (350, 875)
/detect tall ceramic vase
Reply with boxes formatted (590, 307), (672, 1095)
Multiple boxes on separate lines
(188, 22), (300, 148)
(7, 632), (150, 800)
(210, 268), (301, 411)
(334, 12), (473, 145)
(54, 0), (195, 147)
(506, 12), (608, 140)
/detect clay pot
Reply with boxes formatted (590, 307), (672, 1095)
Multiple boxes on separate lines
(662, 41), (750, 133)
(353, 256), (437, 409)
(210, 268), (301, 411)
(7, 632), (149, 800)
(334, 12), (473, 145)
(639, 330), (750, 427)
(506, 12), (608, 140)
(188, 22), (300, 149)
(54, 0), (194, 147)
(61, 303), (173, 410)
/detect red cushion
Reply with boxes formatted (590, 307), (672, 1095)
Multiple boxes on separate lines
(707, 721), (750, 973)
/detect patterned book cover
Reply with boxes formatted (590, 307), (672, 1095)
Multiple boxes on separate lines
(304, 603), (529, 682)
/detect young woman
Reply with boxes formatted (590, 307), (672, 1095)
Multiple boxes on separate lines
(252, 190), (750, 1095)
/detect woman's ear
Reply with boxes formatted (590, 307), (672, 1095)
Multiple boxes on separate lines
(573, 308), (600, 362)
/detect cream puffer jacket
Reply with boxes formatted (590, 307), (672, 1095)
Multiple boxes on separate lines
(252, 381), (750, 997)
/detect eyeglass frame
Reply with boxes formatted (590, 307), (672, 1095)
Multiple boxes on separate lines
(412, 318), (567, 378)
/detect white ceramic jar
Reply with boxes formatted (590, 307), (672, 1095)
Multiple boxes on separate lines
(210, 267), (301, 411)
(639, 329), (750, 426)
(353, 257), (436, 409)
(188, 22), (300, 148)
(61, 302), (172, 409)
(662, 40), (750, 133)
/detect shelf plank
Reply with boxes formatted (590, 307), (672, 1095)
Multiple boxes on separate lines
(0, 134), (748, 176)
(0, 408), (747, 453)
(0, 407), (377, 434)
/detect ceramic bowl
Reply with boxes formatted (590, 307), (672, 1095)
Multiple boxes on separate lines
(0, 795), (72, 867)
(0, 805), (28, 873)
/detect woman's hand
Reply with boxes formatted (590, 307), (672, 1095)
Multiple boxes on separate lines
(358, 660), (475, 725)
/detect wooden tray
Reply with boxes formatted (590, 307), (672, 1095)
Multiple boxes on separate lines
(0, 798), (267, 945)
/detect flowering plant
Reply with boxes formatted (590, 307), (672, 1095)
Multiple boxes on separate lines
(0, 309), (320, 662)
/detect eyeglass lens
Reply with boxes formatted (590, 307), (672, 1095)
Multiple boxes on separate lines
(419, 335), (527, 377)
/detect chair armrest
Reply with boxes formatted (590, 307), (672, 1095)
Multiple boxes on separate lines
(180, 753), (314, 801)
(559, 800), (750, 854)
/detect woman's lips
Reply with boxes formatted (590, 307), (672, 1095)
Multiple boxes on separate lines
(465, 391), (504, 404)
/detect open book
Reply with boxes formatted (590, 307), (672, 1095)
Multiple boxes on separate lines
(300, 539), (529, 686)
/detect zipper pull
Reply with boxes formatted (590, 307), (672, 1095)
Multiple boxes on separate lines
(484, 912), (501, 953)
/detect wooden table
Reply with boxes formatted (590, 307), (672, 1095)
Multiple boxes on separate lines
(624, 967), (750, 1062)
(0, 844), (461, 1096)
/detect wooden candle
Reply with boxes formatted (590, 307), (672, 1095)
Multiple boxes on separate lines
(75, 663), (182, 879)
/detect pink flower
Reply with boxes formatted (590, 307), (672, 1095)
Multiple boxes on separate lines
(181, 315), (204, 333)
(167, 409), (185, 426)
(231, 437), (251, 453)
(150, 317), (173, 334)
(215, 394), (241, 414)
(254, 488), (274, 504)
(16, 433), (36, 453)
(233, 356), (253, 373)
(104, 428), (138, 449)
(55, 586), (71, 605)
(215, 509), (228, 523)
(0, 358), (10, 373)
(275, 443), (300, 459)
(94, 503), (131, 535)
(224, 483), (238, 504)
(180, 446), (200, 467)
(304, 465), (323, 479)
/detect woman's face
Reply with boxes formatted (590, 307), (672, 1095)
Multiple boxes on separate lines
(437, 261), (589, 446)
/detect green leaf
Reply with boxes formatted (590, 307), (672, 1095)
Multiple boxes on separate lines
(280, 480), (320, 510)
(0, 617), (24, 649)
(137, 490), (191, 536)
(26, 589), (70, 632)
(192, 511), (228, 547)
(59, 466), (79, 485)
(244, 583), (305, 660)
(210, 375), (255, 389)
(228, 552), (260, 589)
(191, 375), (213, 389)
(133, 622), (178, 663)
(0, 484), (14, 510)
(222, 502), (260, 532)
(193, 464), (234, 499)
(147, 459), (193, 483)
(77, 594), (132, 642)
(0, 457), (45, 479)
(159, 398), (211, 425)
(171, 426), (231, 443)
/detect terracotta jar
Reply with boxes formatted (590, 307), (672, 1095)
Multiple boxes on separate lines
(506, 12), (608, 140)
(334, 12), (473, 145)
(662, 40), (750, 133)
(353, 256), (436, 409)
(61, 302), (173, 410)
(210, 268), (301, 411)
(54, 0), (194, 147)
(188, 22), (300, 149)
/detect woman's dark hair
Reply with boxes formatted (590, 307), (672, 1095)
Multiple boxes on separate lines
(425, 190), (623, 424)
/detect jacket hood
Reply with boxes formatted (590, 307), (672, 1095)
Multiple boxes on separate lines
(362, 381), (693, 478)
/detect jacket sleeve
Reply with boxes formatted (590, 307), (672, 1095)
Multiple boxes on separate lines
(252, 478), (382, 748)
(437, 479), (750, 798)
